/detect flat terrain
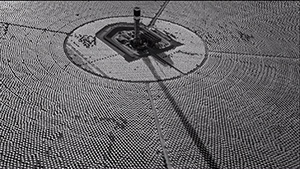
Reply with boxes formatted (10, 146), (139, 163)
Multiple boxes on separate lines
(0, 1), (299, 169)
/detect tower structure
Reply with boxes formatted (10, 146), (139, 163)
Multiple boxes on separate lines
(133, 7), (141, 42)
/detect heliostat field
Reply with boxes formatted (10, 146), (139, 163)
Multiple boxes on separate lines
(0, 1), (299, 169)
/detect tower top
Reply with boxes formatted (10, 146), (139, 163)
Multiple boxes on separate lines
(134, 7), (141, 17)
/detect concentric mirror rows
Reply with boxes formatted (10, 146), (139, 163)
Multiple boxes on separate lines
(1, 1), (299, 168)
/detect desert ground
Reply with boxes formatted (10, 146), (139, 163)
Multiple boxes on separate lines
(0, 1), (299, 169)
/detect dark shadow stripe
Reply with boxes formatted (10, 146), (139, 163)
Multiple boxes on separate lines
(148, 1), (170, 27)
(158, 83), (219, 169)
(143, 57), (219, 169)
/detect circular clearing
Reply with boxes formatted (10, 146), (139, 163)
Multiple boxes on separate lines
(64, 16), (207, 82)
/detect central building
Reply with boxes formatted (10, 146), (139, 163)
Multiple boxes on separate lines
(96, 7), (182, 62)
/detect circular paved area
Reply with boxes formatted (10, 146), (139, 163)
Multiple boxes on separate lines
(64, 16), (206, 82)
(0, 1), (299, 169)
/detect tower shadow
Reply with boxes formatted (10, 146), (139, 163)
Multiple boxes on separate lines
(142, 57), (219, 169)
